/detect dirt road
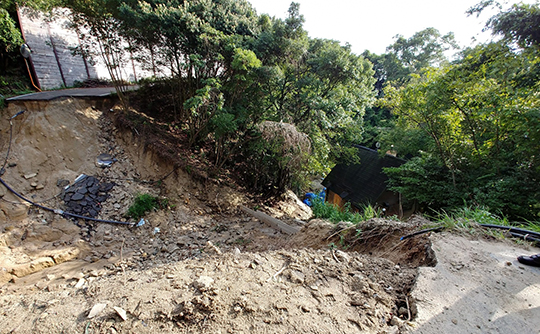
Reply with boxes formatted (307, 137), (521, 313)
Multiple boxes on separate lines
(411, 233), (540, 334)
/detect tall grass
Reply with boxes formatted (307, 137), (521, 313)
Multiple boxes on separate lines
(311, 198), (383, 224)
(435, 205), (540, 233)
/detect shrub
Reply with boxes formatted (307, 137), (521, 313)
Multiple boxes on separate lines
(126, 193), (165, 219)
(311, 198), (382, 224)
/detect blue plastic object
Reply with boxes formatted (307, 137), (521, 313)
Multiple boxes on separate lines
(303, 188), (326, 207)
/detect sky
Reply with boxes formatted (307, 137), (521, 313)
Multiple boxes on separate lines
(246, 0), (538, 56)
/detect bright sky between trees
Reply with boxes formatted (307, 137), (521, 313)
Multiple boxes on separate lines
(247, 0), (539, 56)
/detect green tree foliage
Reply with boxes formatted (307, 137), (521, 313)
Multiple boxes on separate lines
(382, 39), (540, 219)
(58, 1), (375, 195)
(360, 28), (457, 149)
(0, 0), (63, 54)
(0, 9), (23, 53)
(251, 20), (375, 173)
(387, 28), (458, 73)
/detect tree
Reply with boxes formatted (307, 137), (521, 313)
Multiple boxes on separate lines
(382, 41), (540, 219)
(0, 0), (61, 73)
(387, 27), (458, 74)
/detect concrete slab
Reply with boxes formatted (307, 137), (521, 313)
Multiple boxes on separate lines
(6, 87), (136, 102)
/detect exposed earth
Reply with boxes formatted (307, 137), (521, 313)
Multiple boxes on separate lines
(0, 98), (538, 333)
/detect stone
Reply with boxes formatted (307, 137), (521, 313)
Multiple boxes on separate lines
(71, 193), (84, 201)
(335, 250), (350, 262)
(30, 182), (38, 187)
(390, 316), (402, 326)
(57, 179), (70, 188)
(11, 257), (55, 277)
(0, 267), (13, 284)
(86, 177), (96, 187)
(88, 303), (107, 319)
(205, 241), (222, 255)
(35, 280), (48, 290)
(289, 270), (305, 284)
(75, 278), (86, 288)
(398, 307), (409, 317)
(89, 185), (100, 194)
(194, 276), (214, 292)
(35, 184), (44, 190)
(77, 187), (88, 195)
(113, 306), (128, 321)
(24, 173), (37, 179)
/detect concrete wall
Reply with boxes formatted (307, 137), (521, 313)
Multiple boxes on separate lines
(18, 7), (154, 90)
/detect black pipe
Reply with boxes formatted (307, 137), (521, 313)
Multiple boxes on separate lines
(0, 176), (135, 226)
(400, 226), (444, 241)
(509, 232), (540, 244)
(479, 224), (540, 239)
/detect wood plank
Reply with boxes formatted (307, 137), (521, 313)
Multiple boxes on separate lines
(240, 205), (300, 235)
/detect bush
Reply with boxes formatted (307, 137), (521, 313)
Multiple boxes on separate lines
(126, 193), (165, 219)
(311, 198), (382, 224)
(239, 121), (311, 196)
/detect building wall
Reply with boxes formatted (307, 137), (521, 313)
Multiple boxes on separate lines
(326, 190), (344, 208)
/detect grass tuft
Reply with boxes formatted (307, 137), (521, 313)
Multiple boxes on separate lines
(126, 193), (167, 219)
(432, 205), (540, 238)
(311, 198), (384, 224)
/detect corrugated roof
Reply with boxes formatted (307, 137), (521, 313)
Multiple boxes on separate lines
(322, 146), (405, 208)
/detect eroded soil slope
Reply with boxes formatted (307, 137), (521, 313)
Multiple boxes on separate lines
(0, 99), (430, 333)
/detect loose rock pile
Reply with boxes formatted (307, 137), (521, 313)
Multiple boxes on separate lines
(62, 175), (115, 218)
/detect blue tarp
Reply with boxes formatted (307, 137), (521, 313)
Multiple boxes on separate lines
(303, 188), (326, 206)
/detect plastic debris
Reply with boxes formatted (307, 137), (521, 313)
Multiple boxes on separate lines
(74, 174), (87, 183)
(96, 153), (117, 168)
(153, 227), (160, 235)
(136, 218), (146, 227)
(303, 188), (326, 206)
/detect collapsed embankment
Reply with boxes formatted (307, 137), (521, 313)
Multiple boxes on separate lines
(0, 98), (441, 333)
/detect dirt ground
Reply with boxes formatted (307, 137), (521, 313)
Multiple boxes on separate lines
(0, 98), (539, 334)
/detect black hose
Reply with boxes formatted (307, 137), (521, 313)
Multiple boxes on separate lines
(0, 176), (135, 226)
(509, 232), (540, 244)
(478, 224), (540, 239)
(400, 226), (444, 240)
(0, 110), (137, 226)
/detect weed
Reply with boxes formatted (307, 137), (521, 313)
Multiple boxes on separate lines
(311, 198), (383, 224)
(126, 193), (166, 219)
(432, 205), (540, 240)
(233, 237), (251, 245)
